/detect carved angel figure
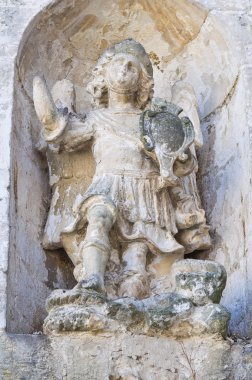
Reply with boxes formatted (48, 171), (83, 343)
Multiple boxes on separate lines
(33, 39), (211, 298)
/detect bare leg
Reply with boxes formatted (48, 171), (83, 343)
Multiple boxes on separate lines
(73, 203), (115, 292)
(61, 233), (81, 267)
(118, 242), (149, 299)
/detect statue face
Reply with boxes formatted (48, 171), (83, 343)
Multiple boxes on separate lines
(106, 53), (140, 94)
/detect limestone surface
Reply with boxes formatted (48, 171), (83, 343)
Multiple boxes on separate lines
(1, 0), (252, 379)
(4, 0), (243, 336)
(33, 38), (211, 306)
(1, 331), (252, 380)
(44, 293), (230, 338)
(172, 259), (227, 305)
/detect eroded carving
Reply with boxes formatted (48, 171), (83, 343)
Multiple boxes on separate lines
(33, 39), (228, 336)
(44, 259), (229, 337)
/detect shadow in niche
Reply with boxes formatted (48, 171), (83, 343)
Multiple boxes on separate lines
(44, 249), (76, 291)
(7, 0), (237, 333)
(186, 249), (212, 260)
(32, 251), (76, 333)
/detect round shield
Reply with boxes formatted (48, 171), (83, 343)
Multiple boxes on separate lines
(140, 110), (194, 155)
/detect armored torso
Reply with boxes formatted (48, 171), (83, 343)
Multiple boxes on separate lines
(90, 109), (159, 177)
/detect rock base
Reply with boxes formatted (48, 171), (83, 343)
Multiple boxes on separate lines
(44, 288), (230, 338)
(44, 260), (230, 338)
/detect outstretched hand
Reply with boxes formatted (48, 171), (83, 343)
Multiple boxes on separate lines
(33, 76), (68, 141)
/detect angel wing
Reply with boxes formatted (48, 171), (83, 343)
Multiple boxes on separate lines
(41, 79), (95, 250)
(171, 81), (203, 149)
(169, 81), (211, 253)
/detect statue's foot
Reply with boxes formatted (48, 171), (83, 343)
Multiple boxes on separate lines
(75, 274), (105, 294)
(118, 272), (148, 299)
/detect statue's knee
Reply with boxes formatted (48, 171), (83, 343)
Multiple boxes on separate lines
(87, 202), (116, 229)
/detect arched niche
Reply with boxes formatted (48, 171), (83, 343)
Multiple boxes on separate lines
(7, 0), (238, 333)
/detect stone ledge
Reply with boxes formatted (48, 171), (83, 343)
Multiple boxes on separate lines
(1, 331), (251, 379)
(0, 332), (234, 379)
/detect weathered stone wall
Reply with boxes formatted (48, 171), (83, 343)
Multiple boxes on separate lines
(0, 0), (52, 333)
(0, 332), (247, 380)
(197, 5), (252, 337)
(1, 0), (252, 378)
(3, 0), (240, 334)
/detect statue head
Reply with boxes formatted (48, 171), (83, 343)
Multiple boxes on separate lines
(87, 39), (154, 109)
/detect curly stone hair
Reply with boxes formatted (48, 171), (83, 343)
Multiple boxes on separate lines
(87, 39), (154, 110)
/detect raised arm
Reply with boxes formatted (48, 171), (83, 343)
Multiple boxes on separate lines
(33, 76), (93, 152)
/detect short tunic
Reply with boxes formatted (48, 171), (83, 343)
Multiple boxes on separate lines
(44, 108), (185, 253)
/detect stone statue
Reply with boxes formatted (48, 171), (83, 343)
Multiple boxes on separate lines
(33, 39), (228, 336)
(170, 81), (211, 253)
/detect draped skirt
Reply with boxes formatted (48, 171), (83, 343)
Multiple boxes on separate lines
(68, 173), (181, 254)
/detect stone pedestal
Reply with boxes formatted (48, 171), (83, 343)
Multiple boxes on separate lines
(0, 332), (233, 379)
(2, 330), (252, 379)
